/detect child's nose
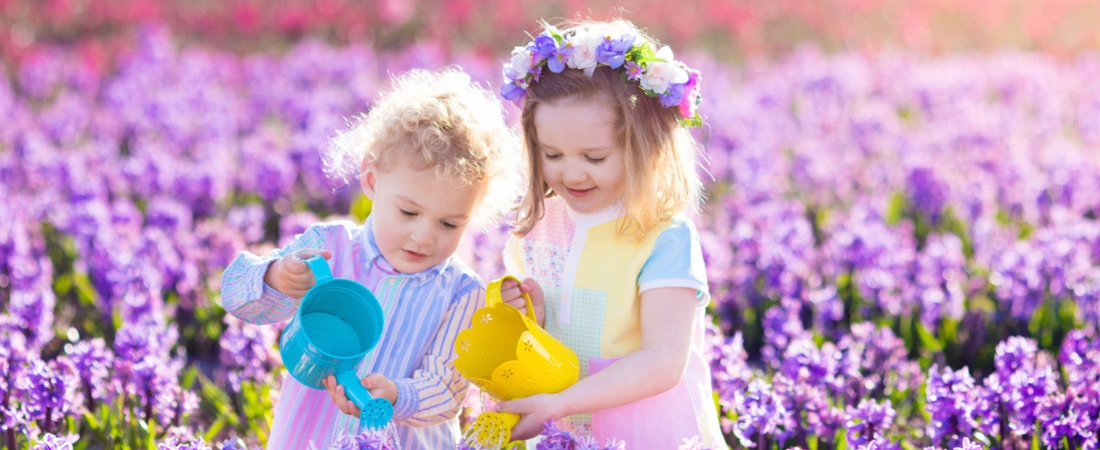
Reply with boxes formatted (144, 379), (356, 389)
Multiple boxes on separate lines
(563, 165), (587, 184)
(410, 224), (434, 246)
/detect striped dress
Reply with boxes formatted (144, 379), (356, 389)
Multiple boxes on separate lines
(220, 219), (481, 449)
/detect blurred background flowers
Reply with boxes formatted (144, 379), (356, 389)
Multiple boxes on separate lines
(1, 1), (1099, 449)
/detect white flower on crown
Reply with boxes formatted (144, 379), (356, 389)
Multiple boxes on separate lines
(639, 45), (688, 94)
(567, 27), (604, 76)
(505, 46), (534, 82)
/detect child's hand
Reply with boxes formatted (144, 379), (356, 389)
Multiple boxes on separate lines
(499, 277), (545, 326)
(322, 373), (398, 417)
(263, 249), (332, 298)
(496, 393), (562, 440)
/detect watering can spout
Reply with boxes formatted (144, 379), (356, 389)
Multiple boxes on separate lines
(335, 371), (395, 430)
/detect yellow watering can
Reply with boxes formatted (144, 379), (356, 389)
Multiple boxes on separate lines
(454, 275), (580, 449)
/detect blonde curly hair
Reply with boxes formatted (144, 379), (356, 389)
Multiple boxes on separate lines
(326, 67), (522, 225)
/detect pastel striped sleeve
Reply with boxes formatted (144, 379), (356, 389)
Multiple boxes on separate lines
(218, 225), (328, 324)
(394, 281), (482, 426)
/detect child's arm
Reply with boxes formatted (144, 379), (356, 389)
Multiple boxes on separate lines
(498, 287), (698, 440)
(219, 226), (329, 324)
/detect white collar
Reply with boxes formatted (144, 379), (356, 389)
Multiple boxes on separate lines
(566, 199), (625, 227)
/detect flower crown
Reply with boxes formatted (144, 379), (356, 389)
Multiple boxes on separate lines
(500, 23), (703, 127)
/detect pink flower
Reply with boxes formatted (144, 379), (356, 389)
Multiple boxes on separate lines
(678, 69), (701, 120)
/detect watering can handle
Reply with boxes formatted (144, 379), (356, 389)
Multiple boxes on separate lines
(486, 275), (538, 324)
(304, 255), (334, 285)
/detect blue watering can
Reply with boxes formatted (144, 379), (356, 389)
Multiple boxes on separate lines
(279, 256), (393, 429)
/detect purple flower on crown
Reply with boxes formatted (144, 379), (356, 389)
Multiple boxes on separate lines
(661, 81), (686, 108)
(529, 33), (564, 73)
(624, 61), (644, 80)
(500, 81), (526, 102)
(595, 34), (635, 69)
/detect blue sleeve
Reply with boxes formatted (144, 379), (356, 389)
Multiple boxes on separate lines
(637, 218), (710, 304)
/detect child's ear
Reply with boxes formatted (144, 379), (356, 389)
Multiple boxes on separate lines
(359, 160), (377, 199)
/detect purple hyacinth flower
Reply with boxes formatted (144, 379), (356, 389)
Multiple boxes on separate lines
(325, 433), (358, 450)
(845, 398), (898, 449)
(595, 34), (635, 69)
(32, 433), (77, 450)
(157, 436), (211, 450)
(573, 435), (601, 450)
(535, 419), (575, 450)
(952, 437), (983, 450)
(734, 379), (790, 448)
(217, 437), (248, 450)
(906, 166), (948, 224)
(925, 364), (975, 448)
(219, 316), (278, 393)
(353, 427), (398, 450)
(21, 356), (79, 429)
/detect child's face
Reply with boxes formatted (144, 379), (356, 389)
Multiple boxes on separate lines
(534, 98), (626, 214)
(360, 156), (487, 274)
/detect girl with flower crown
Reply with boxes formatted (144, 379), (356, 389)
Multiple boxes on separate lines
(494, 19), (724, 449)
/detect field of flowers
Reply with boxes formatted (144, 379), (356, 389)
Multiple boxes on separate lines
(2, 1), (1100, 450)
